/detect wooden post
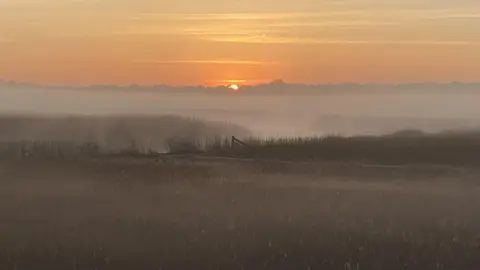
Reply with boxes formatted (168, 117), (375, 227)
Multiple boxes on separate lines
(231, 136), (249, 149)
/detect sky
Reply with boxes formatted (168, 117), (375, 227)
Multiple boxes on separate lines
(1, 0), (480, 86)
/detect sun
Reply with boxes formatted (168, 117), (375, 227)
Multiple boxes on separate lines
(229, 84), (240, 91)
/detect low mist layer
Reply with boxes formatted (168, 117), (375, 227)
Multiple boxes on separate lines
(2, 83), (480, 137)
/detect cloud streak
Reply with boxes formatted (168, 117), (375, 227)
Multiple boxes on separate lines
(136, 12), (365, 21)
(201, 36), (476, 46)
(134, 9), (480, 23)
(133, 60), (278, 65)
(160, 9), (479, 46)
(423, 12), (480, 20)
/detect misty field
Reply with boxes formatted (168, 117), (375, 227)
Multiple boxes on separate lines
(2, 115), (480, 269)
(205, 131), (480, 166)
(0, 115), (250, 154)
(1, 157), (480, 270)
(4, 114), (480, 167)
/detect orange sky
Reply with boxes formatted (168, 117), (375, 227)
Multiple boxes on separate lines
(1, 0), (480, 86)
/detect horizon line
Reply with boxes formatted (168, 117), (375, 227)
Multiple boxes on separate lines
(1, 80), (480, 89)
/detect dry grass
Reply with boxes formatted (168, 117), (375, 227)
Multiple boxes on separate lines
(204, 131), (480, 166)
(3, 122), (480, 167)
(1, 158), (480, 269)
(0, 114), (250, 153)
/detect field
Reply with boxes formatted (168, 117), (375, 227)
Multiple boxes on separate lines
(204, 130), (480, 167)
(2, 115), (480, 269)
(0, 115), (250, 153)
(1, 156), (480, 270)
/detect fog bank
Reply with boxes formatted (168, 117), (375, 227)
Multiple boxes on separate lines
(2, 84), (480, 137)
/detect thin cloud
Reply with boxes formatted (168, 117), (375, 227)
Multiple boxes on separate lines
(373, 8), (480, 21)
(213, 79), (247, 84)
(174, 11), (478, 46)
(117, 10), (480, 41)
(423, 12), (480, 20)
(182, 20), (399, 37)
(206, 36), (476, 46)
(134, 11), (366, 21)
(265, 20), (401, 28)
(133, 60), (278, 65)
(130, 10), (480, 25)
(209, 79), (271, 86)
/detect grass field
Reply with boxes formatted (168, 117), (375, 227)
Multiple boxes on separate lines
(2, 114), (480, 167)
(2, 115), (480, 269)
(203, 131), (480, 166)
(1, 157), (480, 269)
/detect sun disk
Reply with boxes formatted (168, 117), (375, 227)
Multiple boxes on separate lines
(229, 84), (240, 91)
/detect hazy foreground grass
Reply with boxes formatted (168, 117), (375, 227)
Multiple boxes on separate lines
(203, 131), (480, 166)
(3, 129), (480, 168)
(2, 113), (480, 167)
(0, 114), (250, 153)
(1, 157), (480, 269)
